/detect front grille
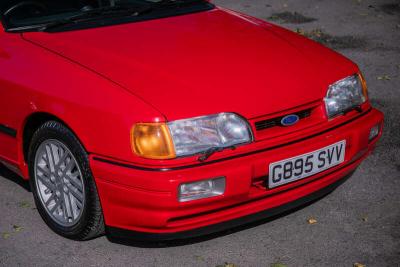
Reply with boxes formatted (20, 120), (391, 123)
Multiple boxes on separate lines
(255, 109), (312, 131)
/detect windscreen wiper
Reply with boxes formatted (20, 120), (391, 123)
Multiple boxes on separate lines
(198, 145), (237, 162)
(39, 5), (154, 31)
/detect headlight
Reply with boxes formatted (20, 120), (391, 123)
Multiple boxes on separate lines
(132, 113), (253, 159)
(324, 74), (368, 118)
(168, 113), (253, 157)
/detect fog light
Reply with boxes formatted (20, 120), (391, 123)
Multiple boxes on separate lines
(369, 124), (380, 141)
(179, 177), (225, 202)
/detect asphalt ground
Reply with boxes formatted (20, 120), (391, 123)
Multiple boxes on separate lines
(1, 0), (399, 266)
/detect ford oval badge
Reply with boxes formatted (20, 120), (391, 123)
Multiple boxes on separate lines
(281, 114), (300, 126)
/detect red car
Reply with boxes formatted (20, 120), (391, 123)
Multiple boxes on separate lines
(0, 0), (383, 241)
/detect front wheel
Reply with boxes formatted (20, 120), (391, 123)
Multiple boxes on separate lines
(28, 121), (104, 240)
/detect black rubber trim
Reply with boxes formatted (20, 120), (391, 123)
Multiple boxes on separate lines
(0, 124), (17, 138)
(93, 108), (372, 172)
(106, 171), (354, 242)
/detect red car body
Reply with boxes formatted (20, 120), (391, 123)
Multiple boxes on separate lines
(0, 4), (383, 240)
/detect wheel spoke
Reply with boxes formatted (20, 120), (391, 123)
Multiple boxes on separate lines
(36, 165), (51, 176)
(64, 173), (83, 192)
(66, 184), (84, 203)
(61, 158), (76, 177)
(42, 153), (51, 171)
(60, 195), (69, 220)
(49, 197), (63, 214)
(73, 197), (83, 210)
(45, 192), (56, 206)
(37, 174), (56, 191)
(45, 145), (56, 173)
(55, 150), (70, 170)
(52, 144), (60, 167)
(63, 192), (73, 220)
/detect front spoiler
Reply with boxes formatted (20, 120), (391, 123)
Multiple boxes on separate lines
(106, 171), (354, 242)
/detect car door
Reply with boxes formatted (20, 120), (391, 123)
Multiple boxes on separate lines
(0, 24), (19, 164)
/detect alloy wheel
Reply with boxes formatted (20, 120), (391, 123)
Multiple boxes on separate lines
(34, 140), (85, 227)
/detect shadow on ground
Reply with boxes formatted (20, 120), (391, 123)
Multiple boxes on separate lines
(0, 163), (30, 192)
(0, 163), (342, 248)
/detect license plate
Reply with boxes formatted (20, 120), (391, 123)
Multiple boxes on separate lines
(268, 140), (346, 189)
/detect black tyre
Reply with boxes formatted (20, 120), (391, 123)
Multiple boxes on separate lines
(28, 121), (104, 240)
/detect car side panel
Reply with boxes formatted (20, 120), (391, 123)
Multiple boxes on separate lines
(0, 29), (21, 164)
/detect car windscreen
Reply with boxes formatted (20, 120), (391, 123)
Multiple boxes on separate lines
(0, 0), (214, 32)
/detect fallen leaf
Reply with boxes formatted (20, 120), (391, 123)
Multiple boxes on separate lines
(216, 263), (237, 267)
(2, 232), (11, 239)
(307, 217), (317, 224)
(13, 225), (23, 232)
(377, 75), (391, 80)
(18, 201), (31, 208)
(295, 28), (306, 35)
(354, 263), (366, 267)
(271, 263), (288, 267)
(195, 255), (204, 261)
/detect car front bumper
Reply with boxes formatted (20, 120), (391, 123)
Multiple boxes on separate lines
(90, 108), (384, 241)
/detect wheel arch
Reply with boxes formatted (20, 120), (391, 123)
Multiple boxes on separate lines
(21, 112), (86, 164)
